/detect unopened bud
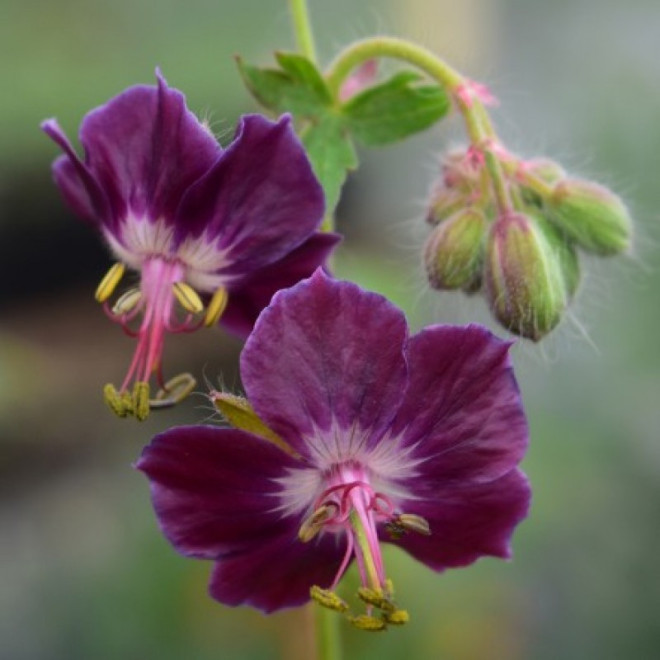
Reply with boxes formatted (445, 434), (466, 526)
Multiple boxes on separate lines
(535, 214), (580, 300)
(424, 209), (486, 290)
(520, 158), (567, 208)
(484, 213), (569, 340)
(426, 188), (470, 225)
(524, 158), (566, 185)
(548, 179), (632, 255)
(442, 148), (482, 192)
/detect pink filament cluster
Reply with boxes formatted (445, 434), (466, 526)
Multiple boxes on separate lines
(102, 257), (200, 391)
(314, 463), (396, 591)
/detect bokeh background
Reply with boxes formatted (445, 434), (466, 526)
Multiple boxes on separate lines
(1, 0), (659, 658)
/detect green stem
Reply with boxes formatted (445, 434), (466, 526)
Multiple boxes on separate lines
(325, 36), (513, 214)
(484, 150), (513, 213)
(349, 511), (380, 590)
(288, 0), (317, 63)
(315, 606), (342, 660)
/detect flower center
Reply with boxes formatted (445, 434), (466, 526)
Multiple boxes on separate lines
(300, 462), (430, 631)
(94, 258), (228, 420)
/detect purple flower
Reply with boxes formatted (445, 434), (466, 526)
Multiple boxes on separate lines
(42, 72), (338, 419)
(137, 271), (530, 629)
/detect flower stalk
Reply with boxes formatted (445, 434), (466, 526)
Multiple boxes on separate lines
(325, 36), (513, 215)
(288, 0), (318, 63)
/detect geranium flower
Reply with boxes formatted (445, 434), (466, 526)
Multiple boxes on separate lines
(137, 271), (530, 629)
(42, 72), (337, 419)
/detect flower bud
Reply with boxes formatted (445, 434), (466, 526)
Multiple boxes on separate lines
(424, 209), (486, 290)
(442, 148), (481, 192)
(548, 179), (632, 255)
(484, 212), (569, 340)
(519, 158), (566, 209)
(426, 187), (470, 225)
(525, 158), (566, 185)
(534, 214), (580, 299)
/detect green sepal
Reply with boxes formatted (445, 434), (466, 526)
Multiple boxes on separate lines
(341, 71), (450, 146)
(302, 113), (358, 220)
(235, 52), (331, 117)
(533, 213), (581, 299)
(212, 392), (298, 457)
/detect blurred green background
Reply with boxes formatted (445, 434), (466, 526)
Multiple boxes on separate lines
(1, 0), (659, 658)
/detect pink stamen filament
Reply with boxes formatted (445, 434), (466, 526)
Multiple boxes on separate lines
(315, 470), (393, 591)
(113, 257), (191, 392)
(331, 532), (355, 590)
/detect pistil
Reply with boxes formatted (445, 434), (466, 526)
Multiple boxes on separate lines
(303, 463), (428, 631)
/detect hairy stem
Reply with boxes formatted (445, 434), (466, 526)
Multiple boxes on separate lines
(288, 0), (317, 63)
(326, 36), (513, 214)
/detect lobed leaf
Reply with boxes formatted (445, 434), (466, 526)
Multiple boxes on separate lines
(342, 70), (450, 146)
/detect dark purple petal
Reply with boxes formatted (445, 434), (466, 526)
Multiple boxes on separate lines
(42, 119), (111, 227)
(136, 425), (302, 558)
(390, 325), (527, 485)
(209, 530), (344, 613)
(391, 468), (530, 570)
(174, 114), (325, 272)
(220, 232), (341, 338)
(241, 271), (409, 460)
(78, 72), (221, 226)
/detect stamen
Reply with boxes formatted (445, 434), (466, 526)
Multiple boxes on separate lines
(298, 505), (336, 542)
(383, 610), (409, 626)
(112, 288), (142, 316)
(103, 383), (131, 418)
(95, 262), (125, 302)
(386, 513), (432, 539)
(348, 615), (387, 632)
(357, 586), (395, 612)
(310, 586), (349, 613)
(172, 282), (204, 314)
(397, 513), (431, 536)
(132, 381), (150, 421)
(150, 372), (197, 409)
(204, 286), (229, 326)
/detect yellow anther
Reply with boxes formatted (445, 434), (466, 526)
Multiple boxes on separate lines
(172, 282), (204, 314)
(132, 382), (150, 421)
(386, 513), (431, 539)
(112, 288), (142, 315)
(95, 262), (125, 303)
(298, 505), (334, 543)
(348, 615), (387, 632)
(204, 286), (229, 327)
(397, 513), (432, 536)
(357, 587), (395, 612)
(383, 609), (409, 626)
(103, 383), (129, 418)
(384, 579), (394, 597)
(151, 373), (197, 409)
(121, 390), (134, 415)
(310, 586), (349, 613)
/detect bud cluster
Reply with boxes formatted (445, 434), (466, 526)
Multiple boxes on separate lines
(424, 146), (632, 340)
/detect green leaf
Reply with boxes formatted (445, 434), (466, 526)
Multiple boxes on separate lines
(302, 113), (358, 218)
(236, 53), (330, 117)
(342, 70), (451, 146)
(274, 52), (332, 105)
